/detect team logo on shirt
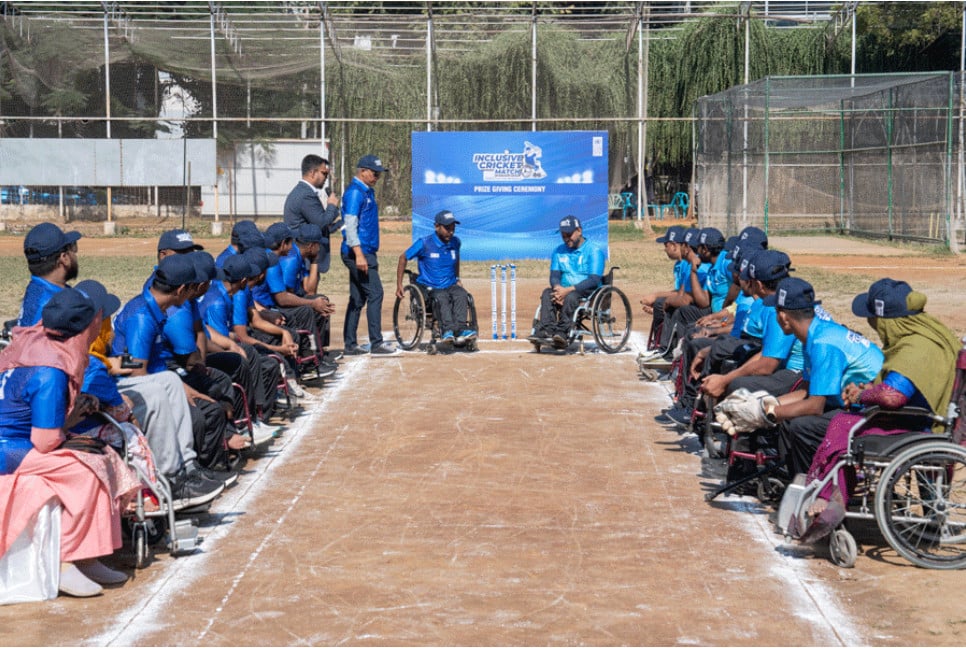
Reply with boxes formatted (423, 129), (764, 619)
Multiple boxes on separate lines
(472, 141), (547, 181)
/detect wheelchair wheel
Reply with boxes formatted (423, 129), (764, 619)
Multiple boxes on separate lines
(393, 285), (426, 350)
(756, 475), (787, 504)
(828, 527), (858, 568)
(590, 286), (632, 353)
(133, 525), (150, 570)
(874, 440), (966, 569)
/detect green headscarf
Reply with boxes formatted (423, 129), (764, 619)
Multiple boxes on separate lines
(874, 290), (961, 422)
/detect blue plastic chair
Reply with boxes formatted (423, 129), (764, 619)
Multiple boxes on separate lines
(669, 192), (689, 219)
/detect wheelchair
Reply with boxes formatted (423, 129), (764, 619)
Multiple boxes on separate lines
(393, 270), (479, 354)
(774, 341), (966, 569)
(529, 266), (632, 354)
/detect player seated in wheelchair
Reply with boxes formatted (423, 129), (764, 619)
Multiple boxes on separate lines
(528, 215), (607, 349)
(395, 210), (476, 349)
(711, 278), (884, 500)
(789, 278), (961, 539)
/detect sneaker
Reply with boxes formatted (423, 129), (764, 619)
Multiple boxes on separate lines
(344, 344), (370, 356)
(171, 471), (224, 509)
(638, 348), (665, 362)
(76, 559), (128, 585)
(194, 464), (238, 488)
(456, 329), (477, 345)
(665, 406), (693, 430)
(552, 333), (569, 349)
(439, 331), (455, 349)
(370, 341), (399, 355)
(325, 350), (344, 362)
(59, 563), (103, 597)
(251, 421), (281, 446)
(304, 362), (337, 379)
(527, 334), (550, 345)
(285, 377), (306, 398)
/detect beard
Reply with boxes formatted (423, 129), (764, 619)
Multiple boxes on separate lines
(65, 258), (79, 282)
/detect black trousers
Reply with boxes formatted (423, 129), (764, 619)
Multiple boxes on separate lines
(538, 288), (583, 337)
(249, 324), (303, 378)
(429, 284), (471, 334)
(779, 409), (843, 477)
(660, 304), (711, 352)
(181, 366), (233, 470)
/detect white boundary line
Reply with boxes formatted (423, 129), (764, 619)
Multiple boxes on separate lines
(88, 360), (375, 647)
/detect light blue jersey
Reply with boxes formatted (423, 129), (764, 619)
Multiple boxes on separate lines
(803, 317), (884, 406)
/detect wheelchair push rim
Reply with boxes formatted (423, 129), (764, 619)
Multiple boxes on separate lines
(393, 284), (426, 350)
(874, 440), (966, 570)
(590, 286), (632, 354)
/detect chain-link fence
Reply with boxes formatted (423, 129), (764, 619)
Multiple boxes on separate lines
(696, 72), (966, 247)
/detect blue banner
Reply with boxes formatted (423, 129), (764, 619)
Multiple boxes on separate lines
(411, 131), (608, 261)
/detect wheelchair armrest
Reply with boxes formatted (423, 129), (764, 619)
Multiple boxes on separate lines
(846, 406), (946, 450)
(404, 269), (419, 284)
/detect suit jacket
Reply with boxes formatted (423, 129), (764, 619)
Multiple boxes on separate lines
(282, 181), (341, 273)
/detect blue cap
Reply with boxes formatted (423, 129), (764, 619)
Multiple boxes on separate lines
(190, 251), (218, 282)
(748, 249), (793, 282)
(158, 229), (203, 252)
(732, 238), (766, 265)
(698, 227), (725, 249)
(738, 226), (768, 247)
(237, 227), (267, 253)
(738, 252), (756, 281)
(683, 227), (702, 250)
(23, 222), (82, 262)
(558, 215), (581, 234)
(231, 220), (259, 243)
(265, 222), (295, 248)
(656, 225), (686, 244)
(724, 236), (739, 255)
(41, 287), (96, 338)
(434, 210), (460, 227)
(156, 254), (198, 287)
(74, 279), (120, 318)
(243, 248), (279, 274)
(851, 278), (920, 319)
(764, 277), (822, 309)
(357, 154), (387, 172)
(221, 255), (259, 282)
(295, 223), (324, 244)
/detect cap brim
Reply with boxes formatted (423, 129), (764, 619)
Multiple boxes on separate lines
(65, 231), (83, 244)
(100, 294), (121, 318)
(851, 292), (874, 317)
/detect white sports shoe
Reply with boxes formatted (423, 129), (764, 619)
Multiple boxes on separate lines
(76, 559), (128, 585)
(285, 377), (306, 398)
(251, 421), (282, 445)
(59, 563), (103, 597)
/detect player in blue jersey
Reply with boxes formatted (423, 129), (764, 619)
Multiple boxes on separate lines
(529, 215), (607, 350)
(395, 210), (476, 349)
(16, 222), (81, 327)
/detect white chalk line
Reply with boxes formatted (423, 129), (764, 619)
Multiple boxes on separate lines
(87, 359), (374, 647)
(628, 330), (865, 644)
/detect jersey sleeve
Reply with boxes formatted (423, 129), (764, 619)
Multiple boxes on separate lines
(203, 298), (231, 337)
(265, 264), (287, 296)
(806, 342), (848, 398)
(404, 238), (425, 261)
(120, 311), (159, 361)
(231, 290), (251, 328)
(588, 243), (607, 277)
(162, 309), (198, 355)
(25, 367), (69, 429)
(760, 309), (795, 361)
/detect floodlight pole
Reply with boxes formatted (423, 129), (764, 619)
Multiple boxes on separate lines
(102, 6), (113, 229)
(209, 3), (220, 229)
(638, 5), (647, 224)
(741, 2), (751, 230)
(426, 5), (433, 132)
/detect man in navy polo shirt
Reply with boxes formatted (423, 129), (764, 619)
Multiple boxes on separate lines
(341, 154), (397, 355)
(529, 215), (607, 350)
(395, 210), (476, 349)
(16, 222), (82, 326)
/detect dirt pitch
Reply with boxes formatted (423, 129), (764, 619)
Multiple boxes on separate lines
(1, 229), (965, 646)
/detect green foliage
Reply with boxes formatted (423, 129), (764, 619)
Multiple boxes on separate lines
(857, 2), (962, 72)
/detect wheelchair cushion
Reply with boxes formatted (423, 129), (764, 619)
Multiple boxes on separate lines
(855, 431), (936, 462)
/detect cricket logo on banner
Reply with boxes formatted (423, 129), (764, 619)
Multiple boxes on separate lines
(412, 131), (609, 261)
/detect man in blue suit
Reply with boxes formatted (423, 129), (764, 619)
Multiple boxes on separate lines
(282, 154), (341, 273)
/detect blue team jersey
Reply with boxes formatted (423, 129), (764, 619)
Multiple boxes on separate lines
(232, 286), (254, 330)
(17, 276), (63, 326)
(199, 281), (234, 337)
(550, 239), (606, 288)
(215, 245), (239, 269)
(0, 366), (68, 473)
(704, 253), (733, 312)
(340, 177), (380, 256)
(405, 233), (461, 290)
(803, 317), (884, 406)
(674, 260), (710, 295)
(112, 289), (168, 374)
(760, 303), (800, 370)
(252, 251), (287, 308)
(729, 291), (756, 338)
(279, 244), (306, 296)
(161, 300), (203, 365)
(740, 298), (766, 340)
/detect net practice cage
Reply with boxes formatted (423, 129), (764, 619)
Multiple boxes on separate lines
(696, 72), (966, 247)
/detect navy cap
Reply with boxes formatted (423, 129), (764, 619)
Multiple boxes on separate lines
(559, 215), (581, 234)
(764, 277), (822, 309)
(748, 249), (793, 282)
(683, 228), (702, 250)
(237, 228), (266, 253)
(190, 251), (218, 283)
(357, 154), (387, 172)
(732, 238), (766, 265)
(74, 279), (120, 318)
(434, 210), (460, 227)
(739, 226), (768, 247)
(41, 287), (96, 338)
(851, 278), (920, 319)
(23, 222), (82, 262)
(243, 248), (279, 274)
(656, 225), (686, 244)
(265, 222), (295, 248)
(222, 255), (258, 282)
(724, 236), (739, 255)
(295, 223), (324, 244)
(231, 220), (259, 243)
(698, 227), (725, 249)
(158, 229), (203, 252)
(156, 253), (198, 287)
(738, 249), (759, 281)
